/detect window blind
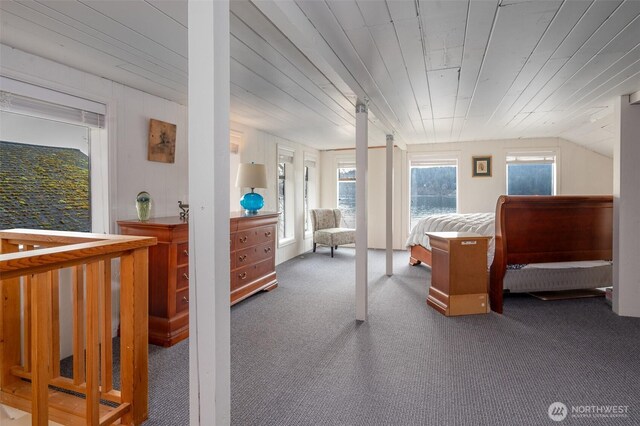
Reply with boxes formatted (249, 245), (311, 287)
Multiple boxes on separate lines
(0, 77), (106, 128)
(506, 152), (555, 164)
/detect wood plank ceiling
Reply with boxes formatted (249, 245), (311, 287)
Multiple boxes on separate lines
(1, 0), (639, 156)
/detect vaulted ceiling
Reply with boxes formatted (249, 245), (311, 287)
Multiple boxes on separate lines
(1, 0), (639, 156)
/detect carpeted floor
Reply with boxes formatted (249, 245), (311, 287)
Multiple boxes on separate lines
(63, 248), (639, 425)
(230, 248), (640, 425)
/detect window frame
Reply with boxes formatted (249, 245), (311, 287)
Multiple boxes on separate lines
(336, 157), (356, 229)
(0, 78), (109, 234)
(303, 153), (317, 240)
(406, 152), (460, 234)
(505, 150), (558, 196)
(277, 146), (295, 248)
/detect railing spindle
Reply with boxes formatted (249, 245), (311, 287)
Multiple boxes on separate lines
(100, 259), (113, 393)
(49, 269), (60, 378)
(85, 261), (101, 424)
(22, 275), (32, 373)
(72, 265), (86, 385)
(31, 271), (52, 425)
(0, 238), (21, 390)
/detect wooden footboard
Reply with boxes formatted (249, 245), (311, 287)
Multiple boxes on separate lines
(409, 244), (432, 267)
(489, 195), (613, 314)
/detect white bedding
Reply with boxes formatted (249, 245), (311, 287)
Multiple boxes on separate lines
(405, 213), (496, 266)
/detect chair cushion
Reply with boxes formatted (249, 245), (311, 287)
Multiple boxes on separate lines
(314, 228), (355, 246)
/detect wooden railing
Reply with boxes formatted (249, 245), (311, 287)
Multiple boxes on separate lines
(0, 229), (156, 425)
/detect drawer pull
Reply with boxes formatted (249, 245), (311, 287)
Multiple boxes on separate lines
(182, 296), (189, 304)
(265, 231), (272, 237)
(183, 249), (189, 256)
(264, 247), (271, 253)
(239, 272), (248, 280)
(182, 273), (190, 280)
(240, 236), (248, 243)
(239, 254), (247, 262)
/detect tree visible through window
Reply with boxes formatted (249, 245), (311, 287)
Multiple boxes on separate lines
(506, 153), (555, 195)
(410, 159), (457, 231)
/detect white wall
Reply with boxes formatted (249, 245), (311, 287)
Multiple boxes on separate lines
(231, 121), (320, 264)
(1, 44), (188, 357)
(320, 137), (613, 249)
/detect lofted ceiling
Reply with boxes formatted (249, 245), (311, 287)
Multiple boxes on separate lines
(1, 0), (639, 156)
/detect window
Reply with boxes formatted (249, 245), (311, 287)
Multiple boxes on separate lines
(303, 155), (317, 237)
(337, 162), (356, 228)
(506, 152), (556, 195)
(0, 77), (107, 233)
(409, 157), (457, 231)
(278, 147), (295, 244)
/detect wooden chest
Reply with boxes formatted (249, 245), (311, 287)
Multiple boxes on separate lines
(426, 232), (490, 316)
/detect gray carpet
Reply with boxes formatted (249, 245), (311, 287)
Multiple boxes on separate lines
(60, 337), (189, 425)
(62, 248), (639, 424)
(230, 248), (640, 425)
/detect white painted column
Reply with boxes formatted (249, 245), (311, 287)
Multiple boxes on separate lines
(188, 0), (231, 424)
(613, 95), (640, 317)
(386, 134), (394, 277)
(355, 101), (368, 321)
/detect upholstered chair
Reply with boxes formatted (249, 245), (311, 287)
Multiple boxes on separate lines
(310, 209), (355, 257)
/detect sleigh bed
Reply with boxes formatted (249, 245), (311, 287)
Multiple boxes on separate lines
(408, 195), (614, 313)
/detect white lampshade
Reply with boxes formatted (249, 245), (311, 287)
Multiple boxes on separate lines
(236, 163), (267, 189)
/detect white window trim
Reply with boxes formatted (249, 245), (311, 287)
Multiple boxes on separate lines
(335, 155), (356, 228)
(0, 79), (110, 234)
(303, 152), (317, 240)
(277, 144), (296, 245)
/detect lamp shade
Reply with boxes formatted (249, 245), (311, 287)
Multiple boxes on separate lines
(235, 163), (267, 189)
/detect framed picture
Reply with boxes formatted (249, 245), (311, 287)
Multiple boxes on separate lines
(472, 156), (492, 177)
(148, 119), (176, 163)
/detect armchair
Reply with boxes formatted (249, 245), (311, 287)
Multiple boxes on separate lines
(310, 209), (355, 257)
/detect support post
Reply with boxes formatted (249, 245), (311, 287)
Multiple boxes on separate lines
(355, 101), (368, 321)
(613, 95), (640, 317)
(188, 0), (231, 423)
(386, 134), (394, 277)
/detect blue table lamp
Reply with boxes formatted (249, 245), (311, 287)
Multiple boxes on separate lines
(236, 162), (268, 215)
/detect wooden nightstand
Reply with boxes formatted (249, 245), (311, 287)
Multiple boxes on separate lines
(426, 232), (490, 316)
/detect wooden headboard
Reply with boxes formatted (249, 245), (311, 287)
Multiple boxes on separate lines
(489, 195), (613, 313)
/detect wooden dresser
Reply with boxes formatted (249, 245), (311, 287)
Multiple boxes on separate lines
(118, 213), (278, 346)
(426, 232), (490, 316)
(118, 217), (189, 347)
(230, 211), (278, 305)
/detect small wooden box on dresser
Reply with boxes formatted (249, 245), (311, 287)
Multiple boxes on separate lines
(118, 217), (189, 347)
(426, 231), (490, 316)
(230, 211), (278, 305)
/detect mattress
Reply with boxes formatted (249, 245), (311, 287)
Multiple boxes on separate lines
(406, 212), (495, 266)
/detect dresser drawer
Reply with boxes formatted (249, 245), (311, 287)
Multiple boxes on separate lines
(176, 265), (189, 290)
(234, 225), (276, 248)
(177, 242), (189, 265)
(231, 257), (275, 291)
(176, 288), (190, 314)
(235, 241), (274, 268)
